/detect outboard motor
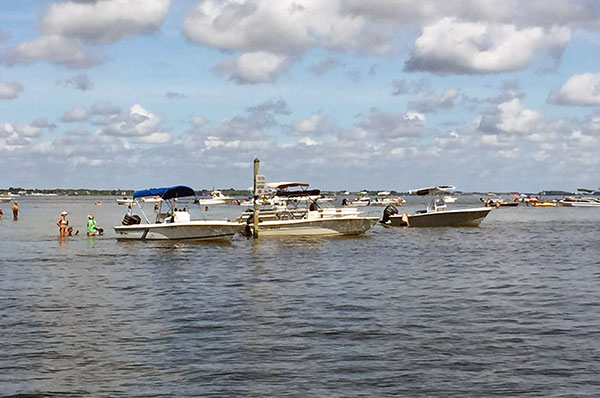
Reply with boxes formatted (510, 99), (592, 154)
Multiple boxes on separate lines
(240, 213), (254, 238)
(122, 214), (141, 225)
(381, 205), (398, 224)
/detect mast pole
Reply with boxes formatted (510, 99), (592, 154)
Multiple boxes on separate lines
(253, 158), (260, 238)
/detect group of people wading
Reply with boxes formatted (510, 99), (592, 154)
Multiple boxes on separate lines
(0, 201), (19, 221)
(56, 211), (103, 239)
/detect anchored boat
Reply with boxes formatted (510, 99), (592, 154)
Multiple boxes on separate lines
(380, 185), (491, 228)
(114, 185), (243, 241)
(239, 183), (378, 237)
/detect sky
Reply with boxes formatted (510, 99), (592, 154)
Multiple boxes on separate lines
(1, 0), (600, 192)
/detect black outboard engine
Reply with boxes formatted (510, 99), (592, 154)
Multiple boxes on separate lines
(240, 213), (254, 238)
(381, 205), (399, 224)
(122, 214), (141, 225)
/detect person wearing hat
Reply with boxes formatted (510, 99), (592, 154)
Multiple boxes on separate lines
(87, 214), (102, 236)
(56, 211), (69, 238)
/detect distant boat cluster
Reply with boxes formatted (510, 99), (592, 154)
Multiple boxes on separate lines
(3, 180), (599, 241)
(104, 178), (600, 242)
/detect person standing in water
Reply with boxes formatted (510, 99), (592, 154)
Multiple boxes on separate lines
(11, 201), (19, 220)
(57, 211), (69, 238)
(87, 214), (102, 236)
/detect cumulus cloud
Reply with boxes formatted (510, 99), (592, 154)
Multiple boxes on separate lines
(0, 122), (43, 150)
(90, 101), (121, 116)
(62, 107), (89, 122)
(283, 114), (340, 137)
(3, 35), (101, 69)
(495, 99), (543, 134)
(358, 108), (426, 141)
(139, 132), (171, 144)
(57, 74), (94, 90)
(217, 51), (292, 84)
(31, 118), (57, 130)
(98, 104), (164, 138)
(547, 71), (600, 106)
(408, 88), (458, 113)
(41, 0), (170, 44)
(182, 0), (371, 54)
(0, 82), (24, 100)
(405, 18), (570, 74)
(343, 0), (599, 29)
(2, 0), (170, 69)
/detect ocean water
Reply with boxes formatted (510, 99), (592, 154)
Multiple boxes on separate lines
(1, 196), (599, 397)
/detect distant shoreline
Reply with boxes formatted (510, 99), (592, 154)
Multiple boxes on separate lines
(0, 188), (583, 197)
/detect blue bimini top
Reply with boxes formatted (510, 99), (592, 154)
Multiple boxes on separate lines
(133, 185), (196, 200)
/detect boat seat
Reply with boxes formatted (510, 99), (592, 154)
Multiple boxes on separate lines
(174, 211), (191, 223)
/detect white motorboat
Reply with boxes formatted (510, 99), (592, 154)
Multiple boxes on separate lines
(114, 185), (243, 240)
(350, 195), (371, 206)
(0, 197), (12, 203)
(558, 196), (600, 207)
(482, 197), (519, 207)
(373, 192), (406, 206)
(141, 195), (163, 204)
(240, 185), (378, 237)
(381, 185), (491, 227)
(195, 190), (239, 205)
(116, 197), (136, 206)
(443, 195), (457, 203)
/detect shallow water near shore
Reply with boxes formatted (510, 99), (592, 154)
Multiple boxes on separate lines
(1, 196), (600, 397)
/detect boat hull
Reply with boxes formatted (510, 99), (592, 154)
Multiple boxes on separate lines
(114, 221), (243, 240)
(387, 207), (491, 227)
(562, 202), (600, 207)
(252, 217), (379, 237)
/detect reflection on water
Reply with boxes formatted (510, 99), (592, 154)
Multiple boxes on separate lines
(1, 196), (600, 396)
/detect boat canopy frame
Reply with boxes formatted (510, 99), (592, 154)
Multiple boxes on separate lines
(130, 185), (197, 224)
(133, 185), (196, 200)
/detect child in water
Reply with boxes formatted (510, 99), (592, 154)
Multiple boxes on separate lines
(87, 214), (103, 236)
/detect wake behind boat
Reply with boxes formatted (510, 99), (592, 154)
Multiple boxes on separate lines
(114, 185), (243, 241)
(381, 185), (491, 227)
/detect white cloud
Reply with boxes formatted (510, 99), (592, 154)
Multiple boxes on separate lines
(300, 136), (317, 145)
(0, 122), (42, 150)
(140, 132), (171, 144)
(0, 82), (24, 100)
(405, 18), (570, 74)
(41, 0), (170, 44)
(4, 35), (100, 68)
(495, 99), (543, 134)
(358, 108), (426, 140)
(62, 107), (89, 123)
(548, 71), (600, 106)
(408, 88), (458, 113)
(130, 104), (161, 135)
(2, 0), (169, 69)
(182, 0), (370, 54)
(217, 51), (291, 84)
(283, 114), (339, 137)
(343, 0), (597, 29)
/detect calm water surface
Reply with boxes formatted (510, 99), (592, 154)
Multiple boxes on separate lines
(1, 196), (599, 397)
